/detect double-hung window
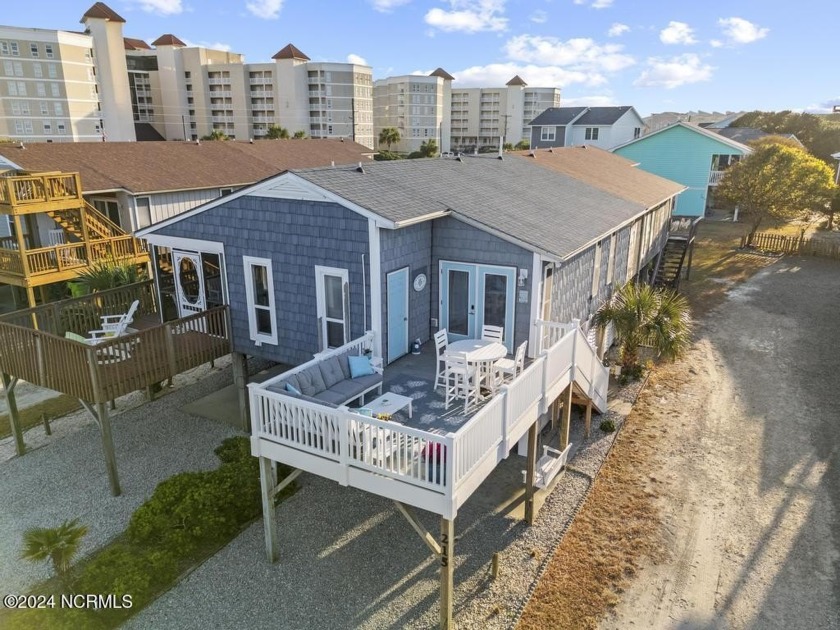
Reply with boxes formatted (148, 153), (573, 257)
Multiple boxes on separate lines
(243, 256), (277, 345)
(540, 126), (555, 142)
(585, 127), (599, 141)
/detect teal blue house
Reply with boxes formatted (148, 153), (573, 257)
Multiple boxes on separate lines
(612, 122), (751, 217)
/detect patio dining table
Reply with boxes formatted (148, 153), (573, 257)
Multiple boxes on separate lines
(444, 338), (508, 396)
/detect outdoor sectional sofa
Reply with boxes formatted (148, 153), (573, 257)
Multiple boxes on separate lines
(265, 346), (383, 408)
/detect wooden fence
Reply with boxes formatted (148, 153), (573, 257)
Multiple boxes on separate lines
(741, 232), (840, 260)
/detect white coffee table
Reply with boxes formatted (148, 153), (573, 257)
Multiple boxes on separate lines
(364, 392), (413, 419)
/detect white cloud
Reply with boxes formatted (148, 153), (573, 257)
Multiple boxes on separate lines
(560, 94), (618, 107)
(181, 39), (232, 51)
(607, 23), (629, 37)
(504, 34), (635, 73)
(710, 39), (723, 48)
(451, 62), (601, 88)
(574, 0), (614, 8)
(530, 9), (547, 24)
(246, 0), (283, 19)
(425, 0), (508, 33)
(717, 17), (769, 45)
(659, 21), (697, 45)
(803, 97), (840, 114)
(131, 0), (183, 15)
(369, 0), (411, 12)
(634, 53), (714, 89)
(347, 53), (368, 66)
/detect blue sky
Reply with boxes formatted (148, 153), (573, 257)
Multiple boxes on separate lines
(7, 0), (839, 116)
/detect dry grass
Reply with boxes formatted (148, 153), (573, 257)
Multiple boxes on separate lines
(0, 394), (81, 440)
(517, 386), (667, 630)
(682, 221), (780, 316)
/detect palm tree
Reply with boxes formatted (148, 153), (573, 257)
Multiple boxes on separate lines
(378, 127), (400, 151)
(593, 281), (692, 373)
(21, 518), (88, 581)
(266, 125), (290, 139)
(201, 129), (229, 141)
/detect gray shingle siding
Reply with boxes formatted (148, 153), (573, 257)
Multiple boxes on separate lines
(530, 126), (565, 149)
(379, 223), (432, 363)
(153, 196), (370, 366)
(550, 248), (595, 324)
(431, 216), (533, 348)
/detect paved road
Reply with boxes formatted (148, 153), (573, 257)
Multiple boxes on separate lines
(604, 256), (840, 629)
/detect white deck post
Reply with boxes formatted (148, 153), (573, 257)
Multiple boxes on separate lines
(440, 516), (455, 629)
(259, 455), (279, 562)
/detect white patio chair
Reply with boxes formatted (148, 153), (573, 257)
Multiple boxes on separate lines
(481, 324), (504, 343)
(433, 328), (449, 390)
(89, 299), (139, 340)
(494, 340), (528, 384)
(444, 353), (482, 413)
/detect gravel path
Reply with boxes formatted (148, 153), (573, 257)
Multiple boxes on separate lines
(0, 360), (241, 595)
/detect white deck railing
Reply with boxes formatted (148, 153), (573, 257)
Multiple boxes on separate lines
(250, 322), (609, 519)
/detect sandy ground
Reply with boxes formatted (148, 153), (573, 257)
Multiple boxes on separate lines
(602, 256), (840, 629)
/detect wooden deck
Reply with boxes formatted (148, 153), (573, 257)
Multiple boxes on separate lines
(0, 281), (232, 495)
(0, 171), (149, 294)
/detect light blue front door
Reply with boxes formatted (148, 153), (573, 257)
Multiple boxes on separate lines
(387, 267), (409, 364)
(440, 262), (515, 352)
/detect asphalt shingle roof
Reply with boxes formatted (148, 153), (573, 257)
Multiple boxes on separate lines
(0, 140), (373, 194)
(293, 154), (682, 260)
(529, 107), (588, 126)
(575, 106), (633, 125)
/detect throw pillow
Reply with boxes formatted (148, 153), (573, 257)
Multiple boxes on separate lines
(348, 355), (374, 378)
(285, 382), (302, 395)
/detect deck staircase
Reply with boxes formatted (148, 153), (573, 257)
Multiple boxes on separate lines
(47, 202), (123, 242)
(651, 237), (689, 290)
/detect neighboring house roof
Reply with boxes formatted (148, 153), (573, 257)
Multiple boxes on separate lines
(611, 121), (753, 154)
(272, 44), (310, 61)
(0, 140), (374, 195)
(151, 34), (186, 47)
(529, 107), (588, 126)
(713, 127), (803, 147)
(575, 106), (636, 125)
(429, 68), (455, 81)
(124, 37), (151, 51)
(506, 75), (527, 86)
(514, 146), (686, 209)
(81, 2), (126, 22)
(280, 157), (680, 260)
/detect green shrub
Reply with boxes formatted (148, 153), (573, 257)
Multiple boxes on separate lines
(600, 419), (616, 433)
(214, 435), (252, 464)
(76, 543), (178, 611)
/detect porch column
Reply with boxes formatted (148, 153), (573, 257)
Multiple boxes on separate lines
(524, 420), (538, 525)
(97, 401), (121, 497)
(440, 517), (455, 629)
(259, 456), (279, 562)
(560, 384), (573, 451)
(231, 351), (250, 432)
(1, 373), (25, 456)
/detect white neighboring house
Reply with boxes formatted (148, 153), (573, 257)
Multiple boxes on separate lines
(528, 106), (645, 150)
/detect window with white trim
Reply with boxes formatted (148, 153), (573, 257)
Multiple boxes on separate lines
(13, 62), (22, 77)
(48, 63), (57, 78)
(0, 42), (9, 56)
(540, 126), (556, 142)
(53, 102), (63, 116)
(43, 122), (52, 135)
(36, 83), (46, 97)
(3, 61), (12, 76)
(45, 44), (54, 59)
(51, 83), (60, 97)
(33, 63), (42, 78)
(315, 266), (349, 350)
(56, 122), (65, 135)
(40, 101), (48, 115)
(10, 42), (19, 57)
(243, 256), (277, 345)
(585, 127), (599, 140)
(29, 43), (39, 58)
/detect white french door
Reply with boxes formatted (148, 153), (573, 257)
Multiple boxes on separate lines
(439, 261), (515, 352)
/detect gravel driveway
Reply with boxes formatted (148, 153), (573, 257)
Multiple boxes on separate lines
(603, 256), (840, 629)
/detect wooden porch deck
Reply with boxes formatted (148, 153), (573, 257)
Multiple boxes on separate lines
(0, 281), (232, 495)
